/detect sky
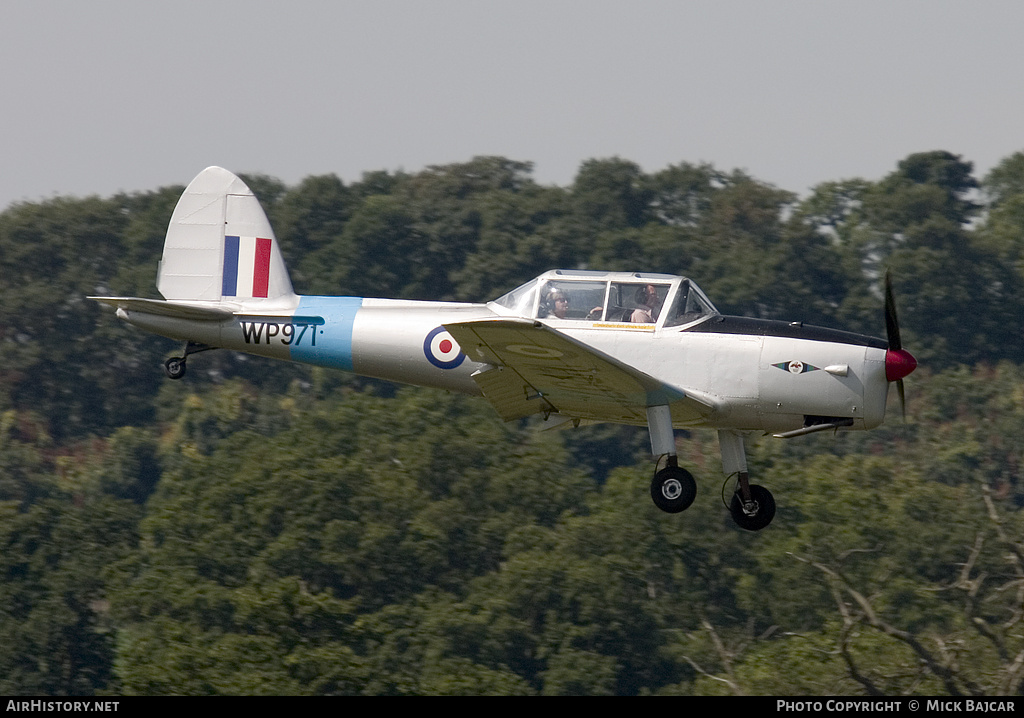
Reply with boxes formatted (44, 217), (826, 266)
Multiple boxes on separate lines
(2, 1), (1023, 211)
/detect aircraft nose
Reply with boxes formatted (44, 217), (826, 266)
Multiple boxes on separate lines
(885, 348), (917, 382)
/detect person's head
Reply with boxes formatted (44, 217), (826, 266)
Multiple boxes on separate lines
(636, 284), (658, 306)
(546, 289), (569, 318)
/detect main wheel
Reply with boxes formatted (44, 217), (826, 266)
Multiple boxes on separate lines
(729, 484), (776, 531)
(164, 357), (187, 380)
(651, 466), (697, 514)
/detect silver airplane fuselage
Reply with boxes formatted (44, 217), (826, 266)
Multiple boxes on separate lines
(116, 276), (894, 437)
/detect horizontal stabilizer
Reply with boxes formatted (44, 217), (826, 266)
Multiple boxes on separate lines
(90, 297), (234, 321)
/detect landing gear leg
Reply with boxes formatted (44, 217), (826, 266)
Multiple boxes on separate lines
(719, 430), (775, 531)
(163, 341), (215, 380)
(647, 405), (697, 513)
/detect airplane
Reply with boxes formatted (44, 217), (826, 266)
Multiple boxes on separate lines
(92, 166), (917, 531)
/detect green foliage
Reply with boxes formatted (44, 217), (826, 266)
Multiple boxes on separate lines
(0, 480), (140, 694)
(3, 151), (1024, 694)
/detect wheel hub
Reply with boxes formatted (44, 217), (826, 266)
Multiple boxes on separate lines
(661, 478), (683, 501)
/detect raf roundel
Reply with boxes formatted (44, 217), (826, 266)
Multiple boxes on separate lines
(424, 326), (466, 369)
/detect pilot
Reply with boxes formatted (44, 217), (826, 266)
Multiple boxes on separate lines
(631, 284), (662, 323)
(543, 288), (570, 319)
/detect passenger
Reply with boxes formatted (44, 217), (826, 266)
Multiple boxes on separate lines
(631, 284), (662, 323)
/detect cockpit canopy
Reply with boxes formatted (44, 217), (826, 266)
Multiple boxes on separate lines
(489, 270), (718, 328)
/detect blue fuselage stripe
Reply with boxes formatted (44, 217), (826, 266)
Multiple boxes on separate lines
(289, 296), (363, 371)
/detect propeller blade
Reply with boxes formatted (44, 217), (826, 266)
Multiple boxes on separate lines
(884, 270), (902, 352)
(882, 269), (916, 421)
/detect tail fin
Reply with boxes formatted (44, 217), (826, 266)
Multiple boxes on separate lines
(157, 167), (295, 307)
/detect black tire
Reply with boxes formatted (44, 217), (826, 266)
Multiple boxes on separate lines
(729, 484), (776, 531)
(650, 466), (697, 514)
(164, 357), (187, 380)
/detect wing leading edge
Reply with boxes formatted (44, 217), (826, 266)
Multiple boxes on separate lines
(444, 318), (715, 426)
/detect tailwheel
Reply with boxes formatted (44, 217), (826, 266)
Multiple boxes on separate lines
(164, 357), (187, 380)
(163, 342), (216, 380)
(729, 484), (775, 531)
(651, 465), (697, 514)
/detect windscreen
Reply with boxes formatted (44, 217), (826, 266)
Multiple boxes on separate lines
(663, 280), (716, 327)
(491, 278), (540, 316)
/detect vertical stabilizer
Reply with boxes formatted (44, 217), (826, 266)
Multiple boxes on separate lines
(157, 167), (295, 306)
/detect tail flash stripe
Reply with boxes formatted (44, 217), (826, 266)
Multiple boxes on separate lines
(222, 235), (273, 299)
(253, 237), (272, 299)
(223, 235), (240, 297)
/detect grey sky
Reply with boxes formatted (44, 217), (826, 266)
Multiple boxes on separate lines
(2, 1), (1022, 211)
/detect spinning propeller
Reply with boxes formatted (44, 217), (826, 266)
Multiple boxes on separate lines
(883, 271), (917, 417)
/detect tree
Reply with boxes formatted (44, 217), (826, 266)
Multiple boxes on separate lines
(572, 158), (653, 230)
(274, 174), (354, 294)
(0, 437), (142, 695)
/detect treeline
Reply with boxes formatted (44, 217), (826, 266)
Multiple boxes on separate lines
(1, 151), (1024, 694)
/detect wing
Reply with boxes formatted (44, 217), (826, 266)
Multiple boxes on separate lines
(444, 318), (715, 425)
